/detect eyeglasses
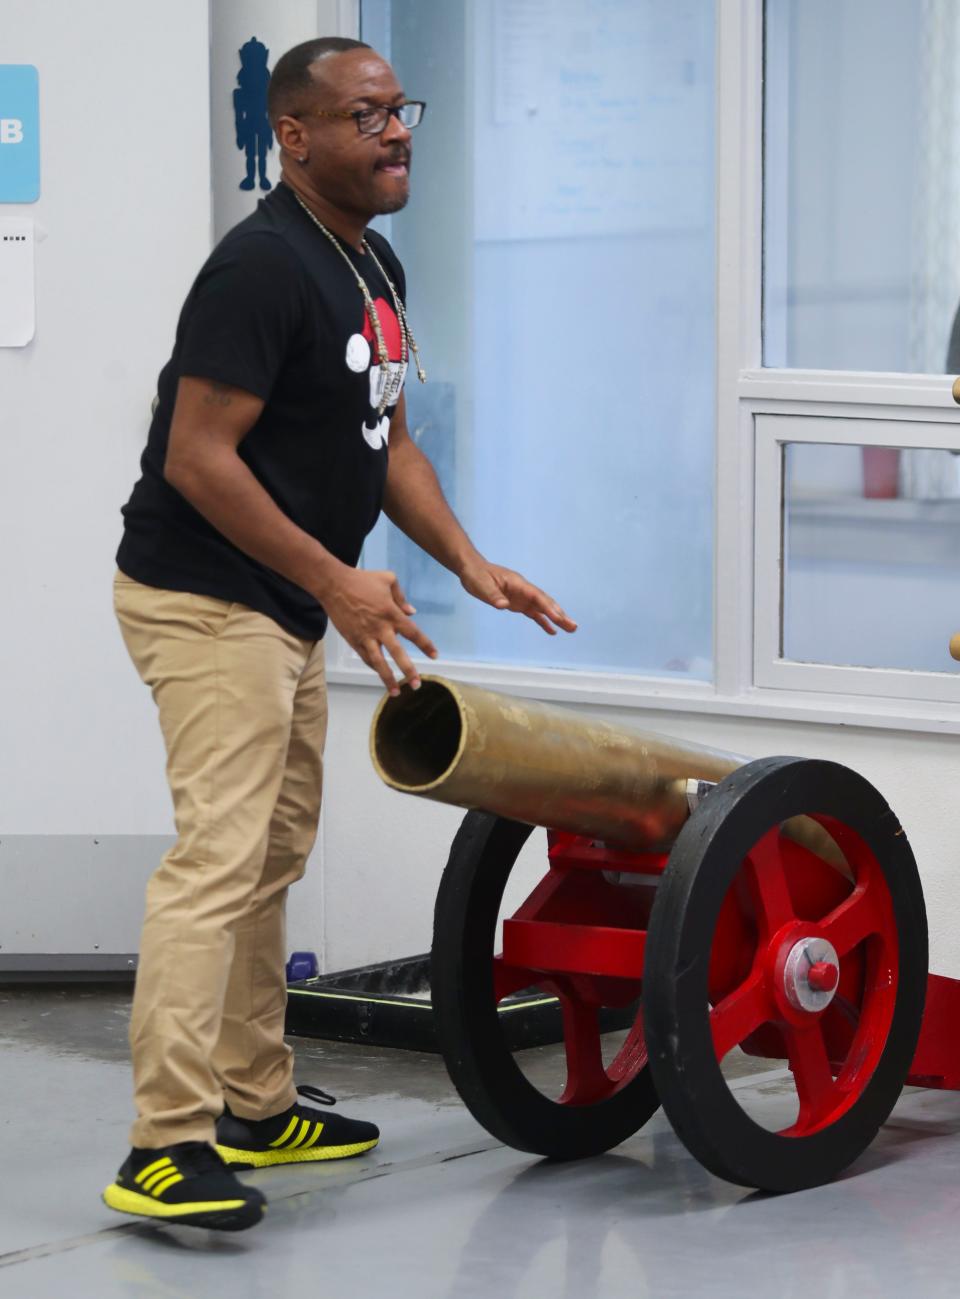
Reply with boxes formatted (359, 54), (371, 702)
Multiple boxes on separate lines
(306, 101), (426, 136)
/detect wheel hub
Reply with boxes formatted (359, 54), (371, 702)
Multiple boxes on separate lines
(782, 936), (840, 1013)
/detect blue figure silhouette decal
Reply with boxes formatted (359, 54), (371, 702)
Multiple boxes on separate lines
(234, 37), (273, 192)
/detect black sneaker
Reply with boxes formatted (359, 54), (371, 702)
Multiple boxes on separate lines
(102, 1141), (265, 1231)
(216, 1085), (380, 1169)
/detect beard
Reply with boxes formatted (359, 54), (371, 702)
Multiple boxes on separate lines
(371, 148), (411, 215)
(375, 189), (411, 215)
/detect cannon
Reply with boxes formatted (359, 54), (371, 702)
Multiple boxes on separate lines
(370, 676), (960, 1193)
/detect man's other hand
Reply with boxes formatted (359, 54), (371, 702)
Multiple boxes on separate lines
(459, 560), (577, 636)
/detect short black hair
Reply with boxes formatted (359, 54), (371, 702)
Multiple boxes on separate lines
(267, 37), (372, 124)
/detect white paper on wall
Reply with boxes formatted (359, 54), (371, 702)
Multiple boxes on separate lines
(0, 218), (36, 346)
(478, 0), (712, 242)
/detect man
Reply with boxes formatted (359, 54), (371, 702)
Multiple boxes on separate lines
(105, 36), (576, 1232)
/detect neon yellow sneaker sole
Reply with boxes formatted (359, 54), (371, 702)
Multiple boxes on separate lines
(215, 1136), (378, 1168)
(102, 1182), (265, 1231)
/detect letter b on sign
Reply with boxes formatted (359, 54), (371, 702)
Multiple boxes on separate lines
(0, 66), (39, 201)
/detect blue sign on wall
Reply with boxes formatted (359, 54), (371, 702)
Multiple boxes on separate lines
(0, 66), (40, 203)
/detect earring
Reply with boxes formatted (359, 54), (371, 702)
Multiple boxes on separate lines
(298, 155), (309, 165)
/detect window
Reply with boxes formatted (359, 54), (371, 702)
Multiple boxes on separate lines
(754, 0), (960, 712)
(753, 415), (960, 704)
(783, 441), (960, 673)
(360, 0), (717, 679)
(764, 0), (960, 375)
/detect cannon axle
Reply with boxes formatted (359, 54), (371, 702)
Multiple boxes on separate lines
(783, 938), (841, 1011)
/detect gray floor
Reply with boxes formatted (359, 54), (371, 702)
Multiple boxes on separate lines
(3, 988), (960, 1298)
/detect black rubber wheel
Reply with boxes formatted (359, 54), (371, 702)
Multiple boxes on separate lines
(431, 811), (660, 1159)
(644, 756), (928, 1192)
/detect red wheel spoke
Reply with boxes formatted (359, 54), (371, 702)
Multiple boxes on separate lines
(810, 815), (878, 882)
(820, 884), (884, 958)
(492, 955), (542, 1003)
(785, 1022), (835, 1129)
(607, 1013), (648, 1084)
(710, 969), (773, 1061)
(556, 992), (613, 1105)
(743, 830), (795, 937)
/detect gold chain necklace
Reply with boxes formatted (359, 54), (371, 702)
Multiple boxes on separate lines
(293, 193), (426, 417)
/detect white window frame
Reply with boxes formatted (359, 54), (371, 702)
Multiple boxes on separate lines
(753, 407), (960, 703)
(324, 0), (960, 736)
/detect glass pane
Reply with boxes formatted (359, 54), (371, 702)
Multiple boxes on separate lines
(783, 442), (960, 671)
(361, 0), (715, 679)
(764, 0), (960, 374)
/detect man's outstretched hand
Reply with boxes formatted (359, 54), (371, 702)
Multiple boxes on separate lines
(459, 560), (577, 636)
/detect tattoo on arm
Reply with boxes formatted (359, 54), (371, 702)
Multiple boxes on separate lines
(202, 381), (234, 408)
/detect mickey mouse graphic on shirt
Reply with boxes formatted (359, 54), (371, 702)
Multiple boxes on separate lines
(343, 297), (407, 451)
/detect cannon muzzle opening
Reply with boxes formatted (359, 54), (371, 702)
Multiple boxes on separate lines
(372, 679), (467, 792)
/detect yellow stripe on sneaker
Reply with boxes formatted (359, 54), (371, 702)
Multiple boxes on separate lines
(301, 1122), (325, 1150)
(142, 1167), (177, 1192)
(151, 1172), (184, 1198)
(286, 1119), (312, 1149)
(134, 1157), (173, 1186)
(269, 1116), (300, 1148)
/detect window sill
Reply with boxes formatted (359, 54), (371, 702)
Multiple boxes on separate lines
(740, 368), (960, 411)
(326, 654), (960, 736)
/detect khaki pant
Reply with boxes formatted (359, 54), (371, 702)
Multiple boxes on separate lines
(114, 572), (327, 1149)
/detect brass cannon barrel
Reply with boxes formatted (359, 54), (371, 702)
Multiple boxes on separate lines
(370, 676), (743, 851)
(370, 676), (846, 868)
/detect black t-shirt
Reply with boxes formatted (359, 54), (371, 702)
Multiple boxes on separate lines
(117, 182), (409, 639)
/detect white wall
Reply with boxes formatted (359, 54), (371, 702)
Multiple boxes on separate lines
(0, 0), (211, 958)
(0, 0), (211, 833)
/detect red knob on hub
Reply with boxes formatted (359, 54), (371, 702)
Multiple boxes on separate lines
(807, 961), (839, 993)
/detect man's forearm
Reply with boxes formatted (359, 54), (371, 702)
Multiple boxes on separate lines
(383, 439), (481, 575)
(166, 448), (345, 603)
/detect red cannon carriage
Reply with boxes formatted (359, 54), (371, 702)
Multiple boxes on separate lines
(371, 676), (960, 1193)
